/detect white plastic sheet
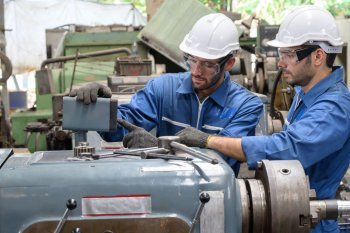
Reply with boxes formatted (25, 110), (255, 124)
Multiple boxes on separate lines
(4, 0), (147, 74)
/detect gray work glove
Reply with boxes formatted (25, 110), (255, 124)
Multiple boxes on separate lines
(69, 82), (112, 104)
(117, 118), (158, 148)
(176, 127), (210, 148)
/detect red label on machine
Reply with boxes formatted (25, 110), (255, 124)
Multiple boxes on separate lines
(81, 194), (152, 216)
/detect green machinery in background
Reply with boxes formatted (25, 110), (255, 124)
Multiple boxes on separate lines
(11, 30), (149, 152)
(9, 0), (212, 153)
(10, 0), (314, 152)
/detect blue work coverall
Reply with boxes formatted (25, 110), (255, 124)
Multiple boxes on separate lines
(241, 67), (350, 233)
(101, 71), (263, 171)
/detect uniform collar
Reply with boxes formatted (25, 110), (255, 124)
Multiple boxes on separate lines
(298, 66), (344, 108)
(176, 72), (231, 107)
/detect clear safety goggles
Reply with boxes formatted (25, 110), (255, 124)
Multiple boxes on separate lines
(184, 54), (231, 75)
(278, 46), (319, 64)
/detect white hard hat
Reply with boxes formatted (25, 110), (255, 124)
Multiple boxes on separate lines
(179, 13), (240, 60)
(267, 5), (343, 53)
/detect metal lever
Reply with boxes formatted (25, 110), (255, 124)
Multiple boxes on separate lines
(170, 141), (218, 164)
(158, 136), (218, 164)
(54, 199), (77, 233)
(188, 192), (210, 233)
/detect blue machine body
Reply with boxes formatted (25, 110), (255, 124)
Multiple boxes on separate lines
(0, 148), (242, 233)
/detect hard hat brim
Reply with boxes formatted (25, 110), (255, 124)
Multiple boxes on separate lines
(266, 39), (298, 48)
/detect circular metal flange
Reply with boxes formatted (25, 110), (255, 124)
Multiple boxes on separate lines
(246, 179), (267, 233)
(237, 179), (250, 233)
(255, 160), (311, 233)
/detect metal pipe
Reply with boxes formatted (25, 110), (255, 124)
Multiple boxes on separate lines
(337, 200), (350, 218)
(40, 47), (132, 69)
(169, 141), (218, 164)
(310, 200), (350, 224)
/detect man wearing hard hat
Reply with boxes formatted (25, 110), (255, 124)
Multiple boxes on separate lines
(70, 13), (263, 173)
(177, 5), (350, 232)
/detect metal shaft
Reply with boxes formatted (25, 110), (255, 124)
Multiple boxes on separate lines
(54, 209), (69, 233)
(54, 199), (77, 233)
(40, 48), (131, 69)
(337, 200), (350, 218)
(169, 141), (218, 164)
(188, 192), (210, 233)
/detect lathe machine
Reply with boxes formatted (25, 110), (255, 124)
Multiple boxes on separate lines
(0, 97), (349, 233)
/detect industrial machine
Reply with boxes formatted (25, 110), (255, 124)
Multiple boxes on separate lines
(3, 147), (350, 233)
(7, 0), (284, 152)
(10, 29), (150, 152)
(2, 1), (350, 231)
(0, 98), (350, 233)
(2, 97), (350, 233)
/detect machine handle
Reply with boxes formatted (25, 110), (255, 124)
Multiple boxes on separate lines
(188, 192), (210, 233)
(54, 199), (77, 233)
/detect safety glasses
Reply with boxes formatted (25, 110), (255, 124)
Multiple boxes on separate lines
(184, 54), (231, 75)
(278, 46), (319, 64)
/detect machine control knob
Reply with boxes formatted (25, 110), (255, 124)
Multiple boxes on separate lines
(199, 192), (210, 204)
(72, 228), (82, 233)
(66, 199), (77, 210)
(54, 199), (78, 233)
(188, 192), (211, 233)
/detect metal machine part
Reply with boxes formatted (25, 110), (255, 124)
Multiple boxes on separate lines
(1, 146), (350, 232)
(107, 75), (155, 94)
(158, 136), (218, 164)
(189, 192), (210, 233)
(0, 148), (235, 233)
(62, 96), (118, 146)
(237, 160), (350, 233)
(40, 48), (132, 70)
(54, 199), (77, 233)
(24, 121), (50, 151)
(73, 142), (95, 158)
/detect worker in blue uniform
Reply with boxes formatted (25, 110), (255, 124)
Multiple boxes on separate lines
(176, 5), (350, 233)
(69, 13), (263, 173)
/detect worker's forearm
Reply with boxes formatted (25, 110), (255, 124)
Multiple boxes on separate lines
(207, 135), (246, 161)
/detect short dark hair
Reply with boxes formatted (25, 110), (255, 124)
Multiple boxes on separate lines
(325, 53), (336, 68)
(303, 45), (336, 68)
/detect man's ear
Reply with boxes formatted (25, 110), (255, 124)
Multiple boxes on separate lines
(224, 57), (236, 71)
(313, 48), (326, 66)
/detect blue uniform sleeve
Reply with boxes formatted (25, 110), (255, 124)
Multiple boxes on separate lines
(219, 94), (263, 173)
(99, 78), (161, 142)
(242, 97), (350, 169)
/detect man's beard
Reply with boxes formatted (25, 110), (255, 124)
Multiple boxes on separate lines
(193, 70), (224, 91)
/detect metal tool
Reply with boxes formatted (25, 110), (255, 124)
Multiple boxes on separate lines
(54, 199), (77, 233)
(188, 192), (210, 233)
(140, 152), (193, 161)
(158, 136), (219, 164)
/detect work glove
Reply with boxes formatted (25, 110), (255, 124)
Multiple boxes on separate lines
(117, 118), (158, 148)
(175, 127), (210, 148)
(69, 82), (112, 104)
